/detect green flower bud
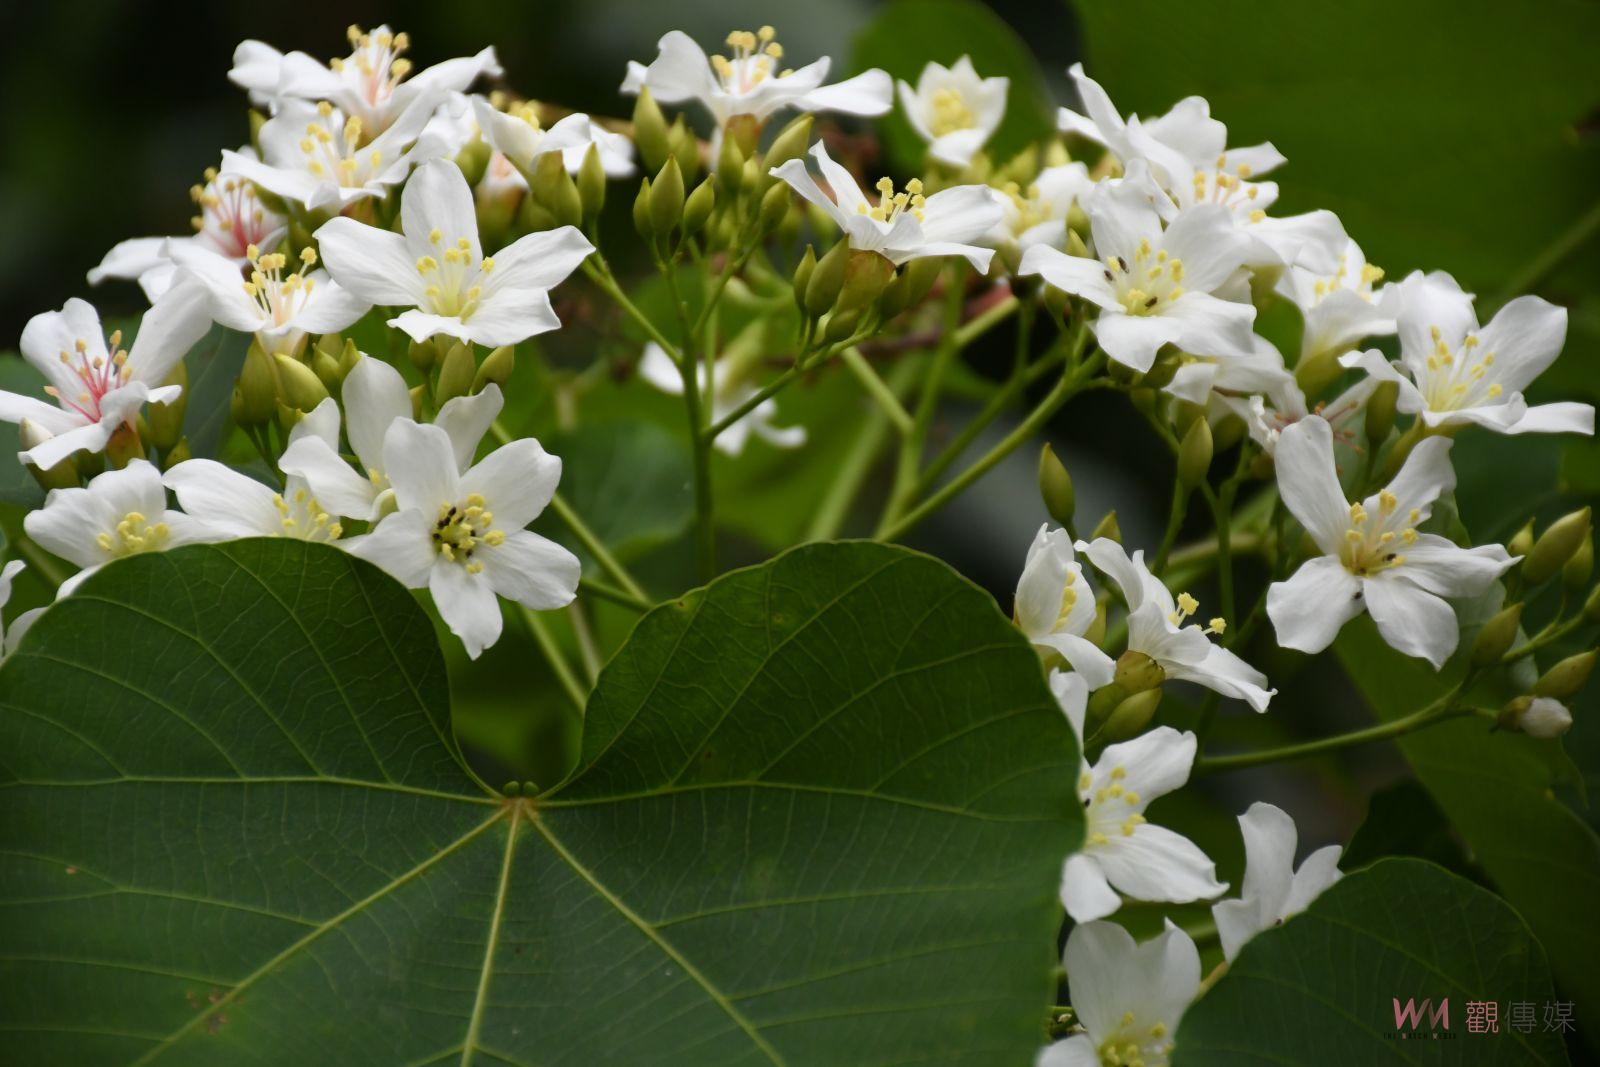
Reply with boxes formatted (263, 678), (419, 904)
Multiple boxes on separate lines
(1142, 351), (1182, 390)
(145, 360), (187, 452)
(1085, 683), (1129, 725)
(408, 337), (438, 372)
(1114, 649), (1165, 693)
(792, 246), (817, 314)
(435, 342), (476, 405)
(1534, 648), (1596, 700)
(338, 338), (362, 378)
(274, 352), (329, 411)
(724, 113), (763, 158)
(313, 332), (344, 361)
(18, 419), (78, 491)
(1038, 443), (1075, 527)
(764, 113), (812, 174)
(104, 422), (145, 469)
(740, 157), (763, 198)
(1102, 689), (1162, 741)
(518, 195), (558, 233)
(1365, 380), (1399, 446)
(161, 436), (192, 470)
(454, 136), (491, 187)
(632, 177), (654, 241)
(902, 257), (942, 305)
(835, 250), (896, 313)
(1499, 695), (1572, 739)
(311, 347), (344, 392)
(1177, 416), (1214, 489)
(683, 178), (716, 235)
(1584, 582), (1600, 623)
(1564, 532), (1593, 589)
(1090, 510), (1121, 544)
(1294, 347), (1342, 398)
(717, 134), (746, 189)
(667, 116), (700, 184)
(1508, 518), (1536, 559)
(533, 152), (582, 229)
(577, 143), (607, 226)
(1086, 595), (1108, 646)
(805, 240), (850, 318)
(822, 308), (861, 346)
(409, 384), (426, 421)
(649, 157), (686, 241)
(1213, 413), (1246, 453)
(236, 341), (278, 426)
(631, 88), (670, 174)
(1522, 507), (1592, 586)
(1471, 601), (1523, 666)
(473, 345), (515, 394)
(758, 181), (790, 234)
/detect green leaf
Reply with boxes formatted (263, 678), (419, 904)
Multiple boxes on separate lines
(179, 326), (250, 458)
(1343, 781), (1484, 883)
(852, 0), (1057, 172)
(0, 539), (1081, 1064)
(1335, 617), (1600, 1043)
(1175, 858), (1570, 1064)
(1072, 0), (1600, 295)
(0, 355), (47, 509)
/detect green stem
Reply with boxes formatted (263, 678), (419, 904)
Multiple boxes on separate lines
(517, 604), (587, 712)
(579, 575), (654, 613)
(664, 268), (716, 582)
(1504, 614), (1587, 663)
(582, 256), (681, 360)
(1196, 698), (1475, 775)
(1152, 482), (1190, 575)
(881, 275), (966, 527)
(840, 348), (914, 434)
(807, 359), (921, 541)
(567, 602), (602, 683)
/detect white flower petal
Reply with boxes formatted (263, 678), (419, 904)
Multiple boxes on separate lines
(1363, 574), (1459, 669)
(429, 559), (502, 659)
(482, 529), (580, 611)
(1267, 555), (1364, 654)
(315, 218), (424, 306)
(382, 420), (461, 511)
(1273, 416), (1353, 553)
(1060, 854), (1121, 923)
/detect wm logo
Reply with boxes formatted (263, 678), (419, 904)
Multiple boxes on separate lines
(1393, 998), (1451, 1031)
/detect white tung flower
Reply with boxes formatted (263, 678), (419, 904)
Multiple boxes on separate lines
(1078, 537), (1274, 711)
(164, 399), (346, 544)
(470, 96), (636, 179)
(1219, 367), (1374, 457)
(1211, 802), (1342, 962)
(22, 459), (216, 597)
(1035, 921), (1199, 1067)
(0, 560), (43, 659)
(88, 160), (286, 303)
(897, 56), (1008, 168)
(278, 355), (502, 523)
(1274, 236), (1397, 362)
(1, 289), (211, 470)
(621, 27), (891, 128)
(346, 419), (580, 659)
(1514, 697), (1573, 739)
(637, 343), (804, 456)
(317, 159), (593, 347)
(1343, 271), (1593, 437)
(221, 98), (440, 213)
(987, 163), (1094, 253)
(171, 242), (368, 357)
(771, 142), (1002, 271)
(1019, 168), (1257, 373)
(1060, 725), (1227, 922)
(1165, 333), (1297, 410)
(1267, 415), (1516, 668)
(230, 25), (500, 133)
(1013, 525), (1115, 688)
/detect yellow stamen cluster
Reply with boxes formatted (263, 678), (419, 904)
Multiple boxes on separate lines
(241, 244), (319, 326)
(1341, 494), (1418, 577)
(432, 493), (505, 573)
(1192, 158), (1260, 213)
(46, 329), (132, 420)
(710, 26), (791, 92)
(1310, 255), (1385, 306)
(299, 101), (383, 186)
(335, 25), (413, 111)
(1103, 238), (1185, 315)
(1420, 324), (1502, 411)
(272, 488), (342, 542)
(97, 511), (170, 558)
(1000, 180), (1058, 235)
(1166, 591), (1226, 635)
(927, 87), (976, 136)
(508, 100), (543, 132)
(1095, 1021), (1175, 1067)
(416, 229), (491, 320)
(1082, 764), (1146, 847)
(857, 177), (927, 224)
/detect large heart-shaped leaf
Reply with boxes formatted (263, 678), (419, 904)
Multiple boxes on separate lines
(0, 538), (1080, 1065)
(1176, 858), (1569, 1065)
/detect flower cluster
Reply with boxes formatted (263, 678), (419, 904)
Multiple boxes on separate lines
(2, 24), (1596, 1066)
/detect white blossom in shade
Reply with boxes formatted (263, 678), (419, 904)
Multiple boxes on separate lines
(987, 163), (1094, 254)
(470, 96), (636, 179)
(229, 25), (500, 133)
(278, 355), (502, 523)
(170, 243), (367, 357)
(1059, 725), (1228, 922)
(317, 160), (593, 348)
(220, 98), (439, 214)
(0, 560), (43, 659)
(1211, 802), (1342, 962)
(1219, 370), (1375, 456)
(1274, 236), (1397, 363)
(1266, 415), (1517, 668)
(164, 400), (346, 544)
(22, 460), (217, 597)
(637, 343), (804, 457)
(88, 159), (286, 303)
(771, 142), (1003, 271)
(1019, 169), (1256, 373)
(1034, 922), (1198, 1067)
(1, 288), (212, 470)
(1342, 271), (1593, 437)
(1050, 667), (1090, 740)
(1164, 157), (1346, 275)
(1077, 537), (1275, 711)
(1165, 333), (1297, 409)
(896, 56), (1008, 168)
(1013, 525), (1115, 688)
(346, 419), (579, 659)
(621, 27), (891, 128)
(1514, 697), (1572, 739)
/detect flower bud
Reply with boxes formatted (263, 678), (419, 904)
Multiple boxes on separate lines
(577, 143), (607, 226)
(764, 113), (812, 174)
(1090, 510), (1121, 544)
(161, 436), (192, 470)
(435, 342), (476, 405)
(1564, 532), (1593, 590)
(1086, 595), (1108, 647)
(1177, 417), (1213, 489)
(473, 345), (515, 393)
(1534, 648), (1596, 700)
(1471, 602), (1523, 666)
(902, 256), (942, 306)
(518, 195), (558, 233)
(724, 113), (763, 159)
(311, 347), (344, 392)
(716, 134), (746, 189)
(758, 181), (790, 234)
(18, 419), (77, 491)
(533, 152), (582, 229)
(408, 337), (438, 372)
(667, 116), (700, 184)
(631, 88), (670, 174)
(822, 308), (861, 346)
(1523, 507), (1592, 586)
(455, 137), (491, 187)
(835, 250), (896, 313)
(1508, 518), (1536, 559)
(1294, 347), (1341, 398)
(1365, 380), (1399, 446)
(632, 177), (654, 241)
(649, 157), (686, 242)
(338, 338), (362, 378)
(274, 353), (330, 411)
(1038, 444), (1075, 527)
(236, 341), (278, 426)
(1085, 682), (1128, 724)
(1114, 650), (1165, 693)
(683, 178), (716, 235)
(792, 245), (817, 314)
(409, 384), (426, 421)
(1142, 351), (1182, 390)
(146, 361), (187, 452)
(805, 240), (850, 318)
(104, 422), (145, 469)
(740, 157), (763, 198)
(1102, 689), (1162, 741)
(1585, 582), (1600, 623)
(1500, 696), (1573, 739)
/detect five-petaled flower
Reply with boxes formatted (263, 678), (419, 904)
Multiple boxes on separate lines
(897, 56), (1008, 168)
(1211, 801), (1342, 962)
(172, 242), (368, 357)
(1013, 525), (1115, 688)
